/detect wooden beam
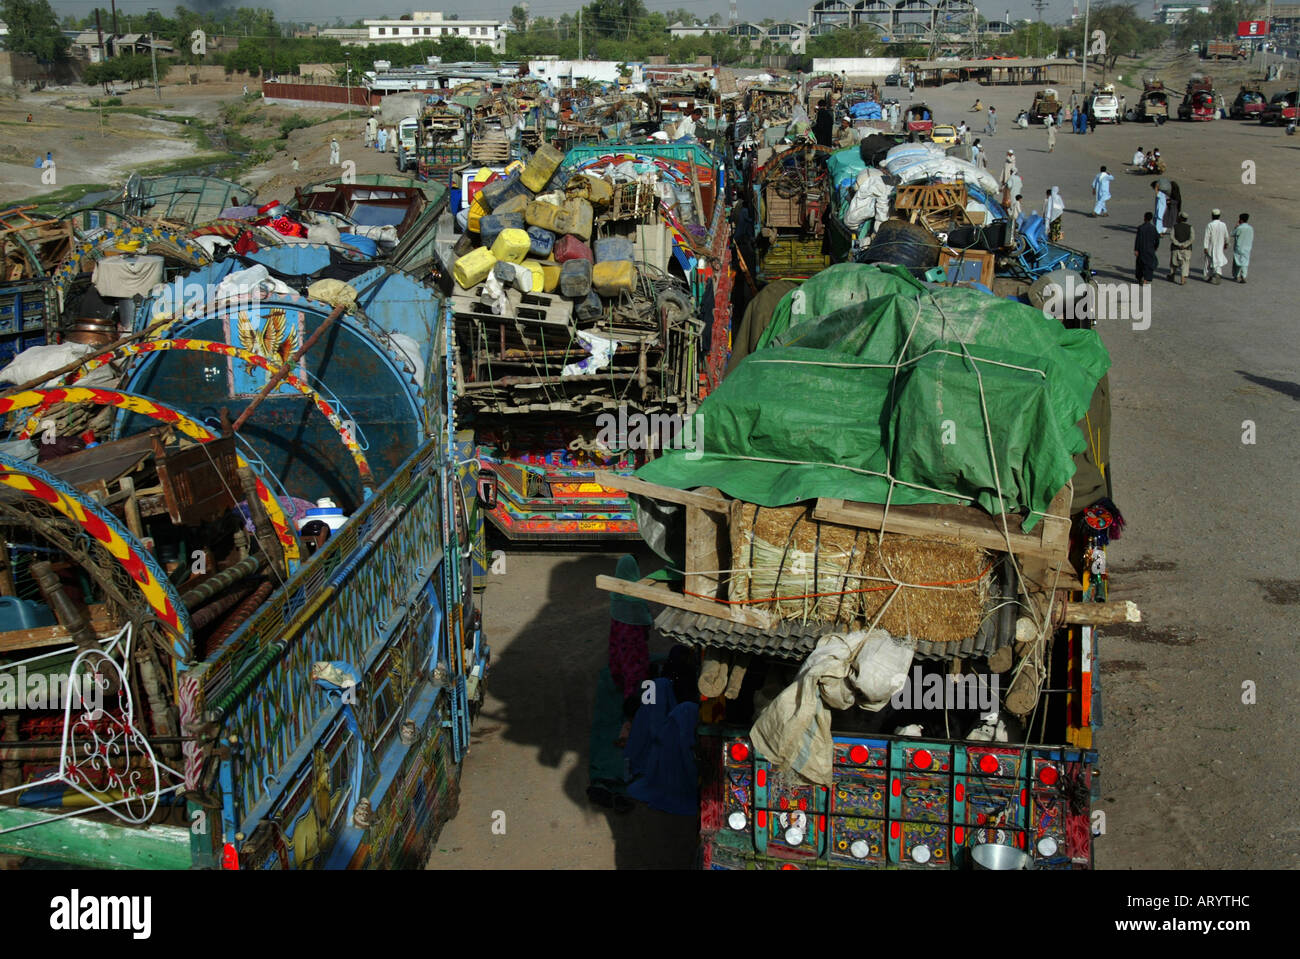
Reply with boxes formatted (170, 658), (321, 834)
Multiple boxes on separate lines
(1062, 600), (1141, 626)
(0, 807), (191, 869)
(596, 574), (771, 630)
(812, 486), (1070, 563)
(0, 605), (120, 654)
(590, 471), (731, 514)
(685, 487), (727, 602)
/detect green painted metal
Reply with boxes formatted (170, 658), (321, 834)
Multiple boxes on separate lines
(0, 807), (192, 869)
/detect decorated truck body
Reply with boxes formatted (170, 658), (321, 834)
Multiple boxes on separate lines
(0, 232), (489, 869)
(456, 143), (733, 542)
(1179, 77), (1219, 121)
(598, 264), (1131, 870)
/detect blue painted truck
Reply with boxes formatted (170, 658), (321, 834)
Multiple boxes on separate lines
(0, 238), (489, 869)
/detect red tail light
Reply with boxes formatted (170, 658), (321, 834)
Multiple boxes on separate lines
(729, 742), (749, 762)
(222, 842), (239, 870)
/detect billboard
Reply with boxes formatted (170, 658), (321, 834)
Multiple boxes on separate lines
(1238, 20), (1269, 37)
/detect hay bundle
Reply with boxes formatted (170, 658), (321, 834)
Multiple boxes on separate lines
(729, 501), (992, 644)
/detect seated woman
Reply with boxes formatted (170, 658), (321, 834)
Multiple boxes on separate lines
(970, 98), (983, 112)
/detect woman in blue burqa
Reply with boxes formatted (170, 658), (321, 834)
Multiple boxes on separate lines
(624, 676), (700, 817)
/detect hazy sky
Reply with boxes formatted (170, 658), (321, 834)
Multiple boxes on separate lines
(51, 0), (1095, 28)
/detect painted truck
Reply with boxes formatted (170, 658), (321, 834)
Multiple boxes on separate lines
(1129, 80), (1169, 123)
(1029, 88), (1060, 123)
(456, 143), (732, 541)
(1203, 40), (1248, 60)
(0, 232), (490, 868)
(597, 264), (1130, 871)
(1260, 90), (1298, 125)
(1178, 76), (1218, 121)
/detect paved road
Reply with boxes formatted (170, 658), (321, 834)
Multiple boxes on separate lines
(432, 84), (1300, 870)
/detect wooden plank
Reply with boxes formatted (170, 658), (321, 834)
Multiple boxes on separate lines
(590, 471), (731, 513)
(685, 486), (726, 601)
(812, 489), (1069, 562)
(0, 605), (120, 653)
(1062, 600), (1141, 626)
(0, 807), (191, 869)
(596, 574), (771, 630)
(40, 431), (155, 490)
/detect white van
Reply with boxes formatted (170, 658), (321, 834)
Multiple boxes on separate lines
(396, 116), (419, 172)
(1090, 92), (1120, 124)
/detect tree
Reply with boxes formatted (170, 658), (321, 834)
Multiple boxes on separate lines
(511, 5), (530, 32)
(707, 13), (723, 26)
(1, 0), (70, 61)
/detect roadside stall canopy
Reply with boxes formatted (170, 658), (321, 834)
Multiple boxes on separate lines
(636, 264), (1110, 529)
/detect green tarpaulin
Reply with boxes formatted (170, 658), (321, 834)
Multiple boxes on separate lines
(638, 264), (1110, 530)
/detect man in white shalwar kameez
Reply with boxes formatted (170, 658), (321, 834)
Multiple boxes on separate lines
(1202, 208), (1230, 284)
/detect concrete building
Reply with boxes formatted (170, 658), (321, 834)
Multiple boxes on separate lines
(320, 28), (369, 44)
(807, 0), (982, 43)
(363, 13), (505, 54)
(70, 31), (174, 62)
(1154, 4), (1210, 24)
(668, 21), (728, 38)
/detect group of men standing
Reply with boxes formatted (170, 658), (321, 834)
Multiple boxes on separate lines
(1135, 203), (1252, 286)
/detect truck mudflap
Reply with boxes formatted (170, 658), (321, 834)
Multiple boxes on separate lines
(699, 730), (1096, 870)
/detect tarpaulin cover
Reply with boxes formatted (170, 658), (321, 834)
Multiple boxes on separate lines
(636, 264), (1110, 529)
(825, 145), (868, 194)
(848, 100), (884, 120)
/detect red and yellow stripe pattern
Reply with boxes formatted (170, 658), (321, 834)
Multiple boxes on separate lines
(0, 388), (299, 565)
(18, 339), (372, 487)
(0, 463), (183, 636)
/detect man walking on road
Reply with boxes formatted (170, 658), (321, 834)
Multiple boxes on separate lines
(1092, 166), (1112, 216)
(1046, 114), (1057, 152)
(985, 105), (997, 135)
(1008, 193), (1023, 245)
(1000, 150), (1019, 207)
(329, 137), (340, 166)
(1232, 213), (1253, 283)
(1135, 211), (1160, 285)
(1202, 209), (1230, 283)
(1169, 212), (1194, 284)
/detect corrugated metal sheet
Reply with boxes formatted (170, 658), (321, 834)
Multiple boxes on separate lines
(656, 606), (1012, 663)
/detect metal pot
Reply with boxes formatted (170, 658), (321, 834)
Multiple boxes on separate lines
(972, 843), (1032, 870)
(65, 318), (120, 346)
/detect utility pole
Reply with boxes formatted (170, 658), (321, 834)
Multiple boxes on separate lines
(1032, 0), (1047, 58)
(111, 0), (120, 39)
(1081, 0), (1090, 94)
(95, 9), (105, 63)
(579, 8), (583, 59)
(151, 32), (160, 100)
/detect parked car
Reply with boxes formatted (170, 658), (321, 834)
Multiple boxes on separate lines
(886, 73), (903, 86)
(930, 123), (959, 145)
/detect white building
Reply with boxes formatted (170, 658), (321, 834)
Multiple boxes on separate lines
(1155, 4), (1210, 24)
(363, 12), (505, 54)
(668, 21), (728, 38)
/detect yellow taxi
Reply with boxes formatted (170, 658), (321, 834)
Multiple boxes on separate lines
(929, 123), (959, 145)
